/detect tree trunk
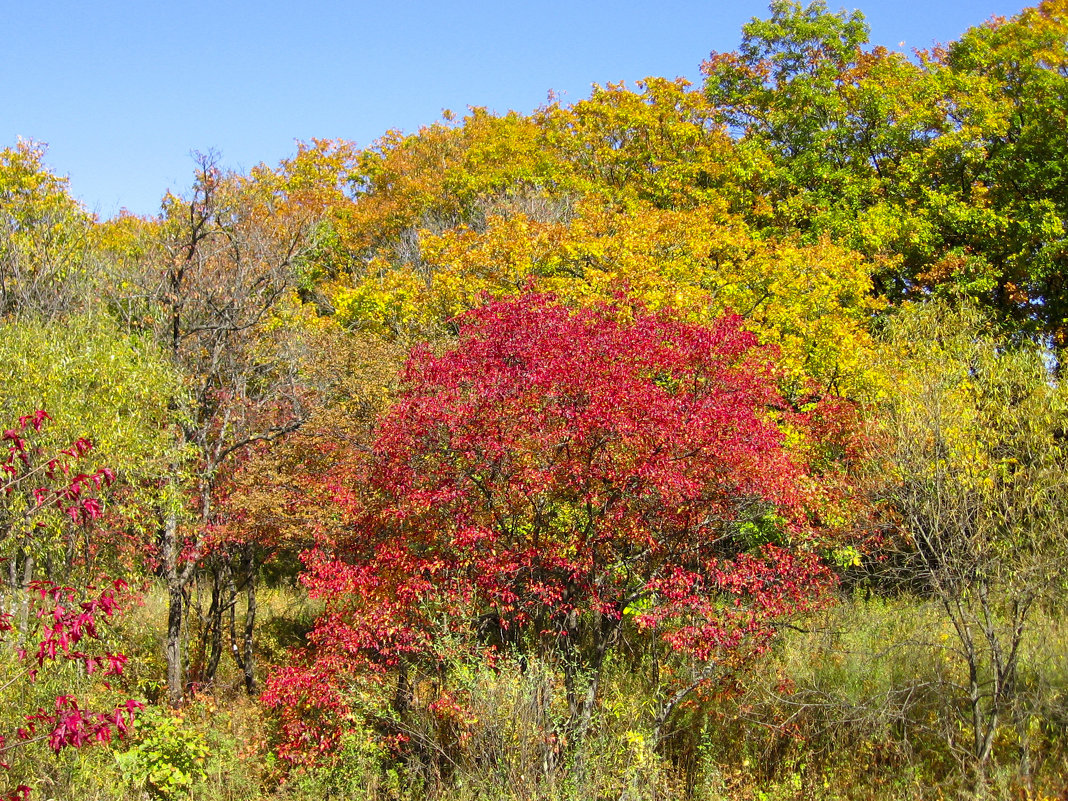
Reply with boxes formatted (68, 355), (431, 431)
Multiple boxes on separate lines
(166, 578), (184, 706)
(163, 510), (185, 707)
(229, 546), (258, 694)
(203, 557), (228, 687)
(241, 557), (257, 694)
(574, 612), (617, 743)
(651, 660), (720, 752)
(559, 607), (619, 786)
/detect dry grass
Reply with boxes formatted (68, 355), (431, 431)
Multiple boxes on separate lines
(3, 587), (1065, 801)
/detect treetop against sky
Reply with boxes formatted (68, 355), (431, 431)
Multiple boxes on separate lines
(3, 0), (1032, 219)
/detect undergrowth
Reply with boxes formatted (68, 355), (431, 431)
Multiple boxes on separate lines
(5, 588), (1065, 800)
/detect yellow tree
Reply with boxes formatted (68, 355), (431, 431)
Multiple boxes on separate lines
(876, 300), (1068, 781)
(323, 79), (879, 396)
(0, 140), (97, 319)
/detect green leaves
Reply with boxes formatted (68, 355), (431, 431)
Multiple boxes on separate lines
(702, 0), (1068, 342)
(116, 707), (210, 799)
(0, 314), (182, 486)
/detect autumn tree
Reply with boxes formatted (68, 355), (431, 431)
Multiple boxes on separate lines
(282, 69), (884, 405)
(0, 141), (98, 321)
(875, 300), (1068, 782)
(204, 325), (404, 697)
(266, 294), (852, 764)
(411, 201), (879, 394)
(0, 412), (141, 801)
(119, 151), (324, 705)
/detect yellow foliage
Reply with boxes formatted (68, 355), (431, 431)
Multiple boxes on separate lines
(337, 197), (879, 393)
(292, 80), (883, 394)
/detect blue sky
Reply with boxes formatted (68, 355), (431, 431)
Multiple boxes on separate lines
(3, 0), (1032, 219)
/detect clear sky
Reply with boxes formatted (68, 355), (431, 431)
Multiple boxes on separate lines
(3, 0), (1032, 219)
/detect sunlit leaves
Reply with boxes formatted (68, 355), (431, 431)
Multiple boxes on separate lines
(267, 294), (851, 761)
(0, 140), (96, 319)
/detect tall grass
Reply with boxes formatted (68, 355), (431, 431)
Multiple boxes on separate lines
(4, 586), (1064, 800)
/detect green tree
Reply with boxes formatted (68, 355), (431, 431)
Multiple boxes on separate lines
(0, 314), (181, 591)
(703, 1), (1068, 342)
(918, 0), (1068, 339)
(702, 1), (945, 289)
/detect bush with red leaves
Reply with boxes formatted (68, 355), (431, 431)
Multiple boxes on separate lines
(265, 295), (855, 763)
(0, 412), (141, 800)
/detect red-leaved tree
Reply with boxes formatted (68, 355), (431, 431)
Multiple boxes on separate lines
(0, 412), (141, 800)
(266, 294), (852, 763)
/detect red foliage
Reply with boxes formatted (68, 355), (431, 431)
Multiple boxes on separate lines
(266, 294), (851, 762)
(0, 412), (141, 798)
(2, 411), (117, 531)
